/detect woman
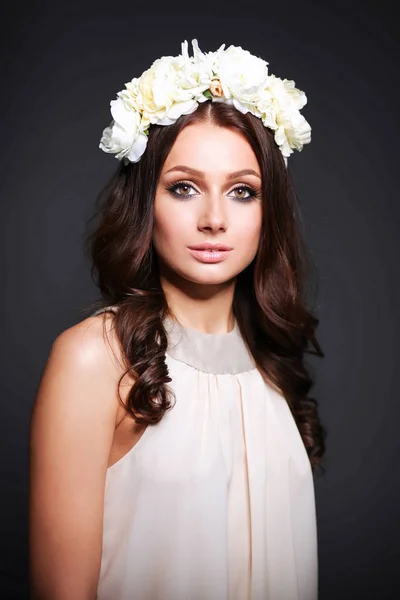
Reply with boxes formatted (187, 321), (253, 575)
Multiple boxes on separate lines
(29, 40), (326, 600)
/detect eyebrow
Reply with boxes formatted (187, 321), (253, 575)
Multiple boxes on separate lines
(163, 165), (261, 180)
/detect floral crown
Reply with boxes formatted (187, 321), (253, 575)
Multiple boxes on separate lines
(99, 39), (311, 167)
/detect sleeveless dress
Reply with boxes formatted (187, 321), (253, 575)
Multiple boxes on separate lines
(93, 306), (318, 600)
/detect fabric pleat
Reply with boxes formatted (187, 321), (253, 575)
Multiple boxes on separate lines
(93, 307), (318, 600)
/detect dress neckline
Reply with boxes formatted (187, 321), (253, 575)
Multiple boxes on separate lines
(163, 315), (256, 375)
(91, 305), (256, 375)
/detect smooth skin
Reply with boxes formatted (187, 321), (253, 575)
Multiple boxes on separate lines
(29, 314), (137, 600)
(29, 122), (263, 599)
(153, 121), (263, 334)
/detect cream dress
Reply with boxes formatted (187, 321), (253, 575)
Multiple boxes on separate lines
(93, 306), (318, 600)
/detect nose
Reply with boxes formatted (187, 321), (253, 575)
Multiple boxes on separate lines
(197, 193), (227, 233)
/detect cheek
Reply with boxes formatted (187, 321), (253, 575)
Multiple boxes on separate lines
(242, 229), (261, 254)
(153, 204), (191, 247)
(237, 213), (262, 249)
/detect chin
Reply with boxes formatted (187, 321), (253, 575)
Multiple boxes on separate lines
(159, 256), (246, 286)
(180, 267), (239, 286)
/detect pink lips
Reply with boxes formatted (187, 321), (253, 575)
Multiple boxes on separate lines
(187, 243), (233, 251)
(187, 243), (232, 263)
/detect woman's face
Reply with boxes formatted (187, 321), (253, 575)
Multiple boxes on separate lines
(153, 121), (263, 288)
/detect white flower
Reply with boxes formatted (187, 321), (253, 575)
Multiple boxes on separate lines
(266, 75), (307, 113)
(274, 111), (311, 157)
(179, 39), (218, 95)
(217, 45), (269, 112)
(99, 39), (312, 166)
(99, 95), (148, 163)
(135, 47), (215, 126)
(263, 75), (311, 156)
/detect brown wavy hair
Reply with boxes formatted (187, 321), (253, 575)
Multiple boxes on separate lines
(84, 100), (327, 474)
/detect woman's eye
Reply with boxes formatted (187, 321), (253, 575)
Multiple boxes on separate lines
(230, 185), (256, 200)
(167, 182), (197, 198)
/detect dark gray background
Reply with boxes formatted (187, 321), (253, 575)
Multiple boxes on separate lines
(1, 1), (399, 598)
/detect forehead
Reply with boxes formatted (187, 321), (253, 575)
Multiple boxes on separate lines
(162, 122), (260, 174)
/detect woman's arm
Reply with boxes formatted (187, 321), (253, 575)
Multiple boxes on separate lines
(29, 315), (120, 600)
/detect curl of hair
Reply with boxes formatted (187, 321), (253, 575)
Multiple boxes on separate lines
(84, 100), (327, 474)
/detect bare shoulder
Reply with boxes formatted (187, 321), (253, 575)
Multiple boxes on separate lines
(55, 310), (126, 378)
(28, 310), (131, 599)
(30, 309), (126, 480)
(28, 308), (139, 597)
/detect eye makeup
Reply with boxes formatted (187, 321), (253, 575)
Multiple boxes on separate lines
(165, 180), (261, 203)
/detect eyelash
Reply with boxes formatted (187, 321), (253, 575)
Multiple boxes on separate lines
(165, 180), (260, 203)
